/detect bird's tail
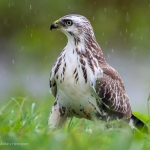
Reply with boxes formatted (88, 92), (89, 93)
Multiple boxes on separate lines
(130, 114), (149, 133)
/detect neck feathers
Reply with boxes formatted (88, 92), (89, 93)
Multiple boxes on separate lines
(66, 31), (106, 67)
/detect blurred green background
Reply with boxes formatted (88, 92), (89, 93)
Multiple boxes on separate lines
(0, 0), (150, 113)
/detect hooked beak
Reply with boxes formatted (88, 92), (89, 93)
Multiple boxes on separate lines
(50, 20), (59, 31)
(50, 19), (67, 31)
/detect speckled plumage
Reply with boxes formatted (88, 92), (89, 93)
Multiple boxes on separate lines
(48, 14), (146, 131)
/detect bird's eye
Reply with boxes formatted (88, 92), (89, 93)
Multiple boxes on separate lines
(66, 20), (73, 26)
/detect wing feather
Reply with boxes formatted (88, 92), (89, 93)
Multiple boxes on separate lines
(95, 65), (132, 119)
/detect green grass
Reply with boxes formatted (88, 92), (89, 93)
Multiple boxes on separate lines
(0, 97), (150, 150)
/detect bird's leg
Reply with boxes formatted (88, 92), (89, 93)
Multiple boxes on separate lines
(48, 100), (67, 129)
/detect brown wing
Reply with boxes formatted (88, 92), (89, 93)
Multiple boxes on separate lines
(95, 65), (132, 119)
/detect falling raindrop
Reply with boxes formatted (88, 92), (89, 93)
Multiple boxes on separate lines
(131, 33), (133, 37)
(124, 38), (126, 41)
(26, 76), (29, 80)
(102, 32), (105, 36)
(104, 8), (106, 12)
(141, 37), (142, 40)
(105, 41), (107, 45)
(127, 12), (128, 15)
(31, 34), (32, 38)
(30, 4), (32, 10)
(22, 46), (24, 50)
(126, 29), (128, 33)
(12, 59), (14, 65)
(8, 3), (10, 7)
(108, 54), (109, 59)
(93, 16), (94, 20)
(68, 6), (70, 9)
(26, 25), (27, 28)
(112, 49), (113, 52)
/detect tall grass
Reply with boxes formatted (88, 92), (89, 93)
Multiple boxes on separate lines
(0, 97), (150, 150)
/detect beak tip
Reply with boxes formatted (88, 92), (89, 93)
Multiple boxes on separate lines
(50, 25), (53, 31)
(50, 27), (53, 31)
(50, 22), (58, 31)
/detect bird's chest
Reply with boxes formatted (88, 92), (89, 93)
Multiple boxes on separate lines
(52, 51), (101, 118)
(54, 53), (93, 101)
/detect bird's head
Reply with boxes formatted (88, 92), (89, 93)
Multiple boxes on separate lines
(50, 14), (95, 41)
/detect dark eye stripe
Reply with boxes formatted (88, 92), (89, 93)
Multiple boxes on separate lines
(60, 21), (66, 27)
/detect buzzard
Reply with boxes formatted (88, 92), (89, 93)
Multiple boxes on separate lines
(49, 14), (146, 131)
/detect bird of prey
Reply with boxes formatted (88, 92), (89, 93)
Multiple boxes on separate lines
(49, 14), (146, 131)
